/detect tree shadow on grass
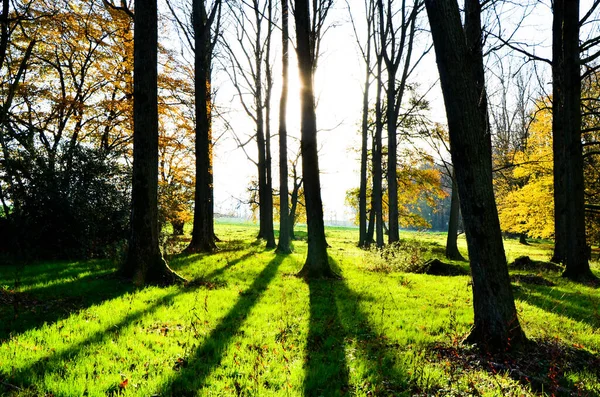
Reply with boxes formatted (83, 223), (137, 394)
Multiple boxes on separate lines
(158, 254), (284, 396)
(514, 283), (600, 328)
(1, 290), (181, 394)
(303, 279), (350, 396)
(0, 270), (133, 342)
(328, 258), (411, 395)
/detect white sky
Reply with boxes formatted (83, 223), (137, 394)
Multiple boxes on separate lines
(201, 0), (595, 222)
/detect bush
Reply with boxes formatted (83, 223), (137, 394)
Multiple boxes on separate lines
(2, 146), (130, 259)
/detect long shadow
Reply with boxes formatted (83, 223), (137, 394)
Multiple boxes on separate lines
(1, 290), (181, 393)
(158, 254), (284, 396)
(0, 270), (133, 341)
(514, 283), (600, 328)
(303, 279), (350, 396)
(329, 257), (410, 394)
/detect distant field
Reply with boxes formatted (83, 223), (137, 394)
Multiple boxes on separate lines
(1, 223), (599, 396)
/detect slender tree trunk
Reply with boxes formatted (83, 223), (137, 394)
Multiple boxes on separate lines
(387, 74), (399, 244)
(445, 174), (464, 261)
(263, 0), (276, 249)
(264, 97), (275, 248)
(366, 206), (375, 244)
(425, 0), (525, 351)
(556, 0), (596, 281)
(124, 0), (182, 285)
(187, 0), (218, 253)
(277, 0), (292, 253)
(295, 0), (333, 278)
(373, 58), (384, 248)
(358, 37), (372, 248)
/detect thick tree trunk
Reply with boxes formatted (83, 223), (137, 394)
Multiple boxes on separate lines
(556, 0), (596, 281)
(187, 0), (218, 253)
(124, 0), (183, 285)
(277, 0), (292, 254)
(295, 0), (334, 278)
(551, 0), (567, 265)
(445, 175), (464, 261)
(425, 0), (525, 351)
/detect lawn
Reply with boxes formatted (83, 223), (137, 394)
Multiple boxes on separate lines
(1, 223), (599, 396)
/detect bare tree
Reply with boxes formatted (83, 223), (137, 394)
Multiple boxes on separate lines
(223, 0), (276, 249)
(377, 0), (426, 244)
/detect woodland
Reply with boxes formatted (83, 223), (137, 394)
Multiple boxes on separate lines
(0, 0), (600, 395)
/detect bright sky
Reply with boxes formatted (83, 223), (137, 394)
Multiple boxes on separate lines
(207, 0), (584, 223)
(211, 2), (441, 222)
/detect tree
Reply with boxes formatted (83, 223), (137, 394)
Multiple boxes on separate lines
(123, 0), (182, 284)
(224, 0), (276, 249)
(552, 0), (596, 281)
(425, 0), (525, 350)
(276, 0), (292, 253)
(347, 0), (376, 247)
(294, 0), (335, 278)
(169, 0), (222, 253)
(376, 0), (423, 244)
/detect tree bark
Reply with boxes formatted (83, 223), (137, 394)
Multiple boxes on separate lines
(187, 0), (219, 253)
(276, 0), (292, 253)
(551, 0), (567, 265)
(124, 0), (183, 285)
(372, 57), (385, 248)
(555, 0), (596, 281)
(445, 174), (464, 261)
(295, 0), (334, 278)
(358, 28), (372, 248)
(425, 0), (525, 351)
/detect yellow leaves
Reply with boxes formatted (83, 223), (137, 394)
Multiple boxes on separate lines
(498, 174), (554, 239)
(496, 99), (554, 239)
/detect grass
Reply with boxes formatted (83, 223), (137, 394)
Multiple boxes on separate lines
(0, 222), (599, 396)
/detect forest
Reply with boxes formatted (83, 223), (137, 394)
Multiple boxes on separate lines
(0, 0), (600, 395)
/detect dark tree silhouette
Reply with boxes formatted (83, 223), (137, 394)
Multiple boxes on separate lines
(552, 0), (597, 281)
(425, 0), (525, 351)
(124, 0), (183, 284)
(295, 0), (334, 278)
(276, 0), (292, 253)
(186, 0), (221, 253)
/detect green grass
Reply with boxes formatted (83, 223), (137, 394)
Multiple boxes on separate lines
(1, 223), (599, 396)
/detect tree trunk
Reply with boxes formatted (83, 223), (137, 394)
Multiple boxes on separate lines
(187, 0), (218, 253)
(556, 0), (596, 281)
(358, 30), (372, 248)
(445, 175), (464, 261)
(519, 233), (528, 245)
(277, 0), (292, 254)
(295, 0), (334, 278)
(372, 57), (384, 248)
(124, 0), (182, 285)
(425, 0), (525, 351)
(551, 0), (567, 265)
